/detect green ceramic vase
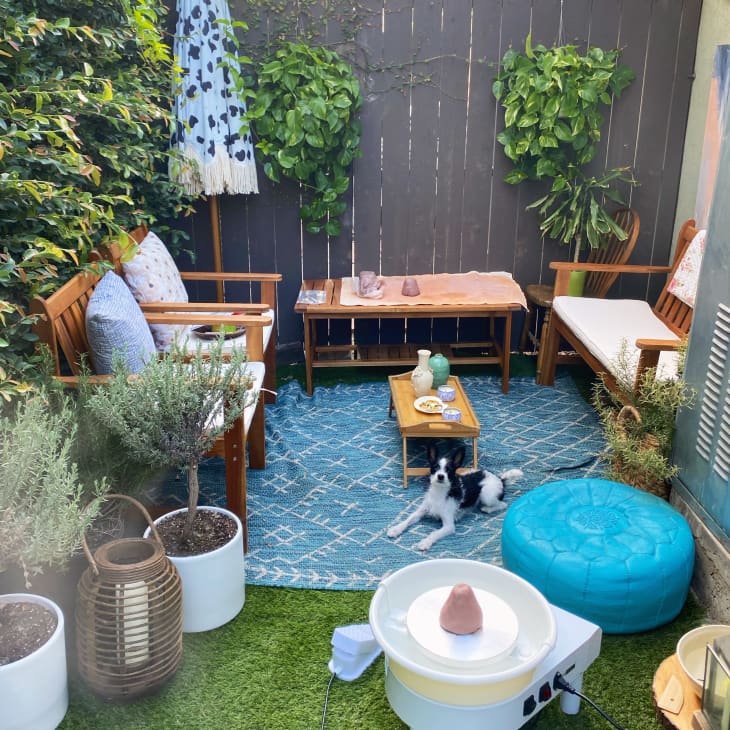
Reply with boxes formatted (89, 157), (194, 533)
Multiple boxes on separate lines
(429, 353), (450, 387)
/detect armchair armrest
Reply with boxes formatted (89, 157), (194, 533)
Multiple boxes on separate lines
(141, 311), (271, 361)
(549, 262), (673, 296)
(178, 272), (282, 283)
(179, 272), (281, 309)
(139, 302), (270, 314)
(635, 338), (681, 351)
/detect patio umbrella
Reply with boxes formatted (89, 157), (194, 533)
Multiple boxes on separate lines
(170, 0), (258, 300)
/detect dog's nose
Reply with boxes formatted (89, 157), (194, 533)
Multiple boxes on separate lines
(436, 473), (445, 482)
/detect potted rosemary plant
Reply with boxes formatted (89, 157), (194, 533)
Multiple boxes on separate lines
(592, 342), (694, 500)
(84, 338), (255, 632)
(0, 391), (105, 729)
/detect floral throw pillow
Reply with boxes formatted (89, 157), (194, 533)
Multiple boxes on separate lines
(122, 230), (189, 350)
(668, 228), (706, 308)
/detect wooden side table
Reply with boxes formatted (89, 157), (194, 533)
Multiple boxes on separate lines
(653, 654), (702, 729)
(388, 373), (480, 487)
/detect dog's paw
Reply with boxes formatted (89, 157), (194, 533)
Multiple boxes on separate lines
(416, 538), (432, 551)
(387, 526), (402, 539)
(481, 500), (508, 514)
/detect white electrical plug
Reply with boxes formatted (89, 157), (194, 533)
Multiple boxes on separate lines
(328, 623), (382, 681)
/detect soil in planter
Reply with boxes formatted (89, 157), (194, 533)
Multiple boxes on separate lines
(155, 510), (237, 556)
(0, 602), (57, 665)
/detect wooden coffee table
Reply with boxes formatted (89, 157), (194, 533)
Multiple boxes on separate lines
(388, 373), (480, 487)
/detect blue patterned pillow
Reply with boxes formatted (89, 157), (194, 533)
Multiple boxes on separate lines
(86, 271), (156, 374)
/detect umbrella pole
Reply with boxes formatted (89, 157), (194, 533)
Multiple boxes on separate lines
(209, 194), (224, 302)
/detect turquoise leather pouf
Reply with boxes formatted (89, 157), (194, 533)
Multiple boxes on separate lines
(501, 478), (695, 634)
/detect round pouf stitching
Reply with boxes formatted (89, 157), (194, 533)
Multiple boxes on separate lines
(501, 478), (695, 634)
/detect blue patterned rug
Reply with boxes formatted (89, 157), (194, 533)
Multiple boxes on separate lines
(158, 375), (604, 590)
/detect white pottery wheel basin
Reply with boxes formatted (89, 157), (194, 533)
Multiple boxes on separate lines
(369, 559), (556, 706)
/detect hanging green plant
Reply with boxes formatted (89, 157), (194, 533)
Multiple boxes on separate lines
(493, 36), (634, 184)
(249, 42), (363, 236)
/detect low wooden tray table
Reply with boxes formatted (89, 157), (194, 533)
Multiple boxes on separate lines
(388, 373), (480, 487)
(295, 277), (523, 396)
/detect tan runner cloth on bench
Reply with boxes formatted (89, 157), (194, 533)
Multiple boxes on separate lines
(339, 272), (527, 308)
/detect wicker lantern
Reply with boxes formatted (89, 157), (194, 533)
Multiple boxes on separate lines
(76, 495), (183, 701)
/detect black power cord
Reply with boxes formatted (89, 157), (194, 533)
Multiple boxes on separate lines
(554, 672), (630, 730)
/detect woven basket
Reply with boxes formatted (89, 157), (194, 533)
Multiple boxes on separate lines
(76, 494), (183, 701)
(612, 405), (669, 500)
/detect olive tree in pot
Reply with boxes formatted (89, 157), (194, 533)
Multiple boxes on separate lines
(84, 339), (255, 632)
(0, 391), (104, 730)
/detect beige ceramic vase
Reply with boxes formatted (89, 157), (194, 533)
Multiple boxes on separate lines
(411, 349), (434, 397)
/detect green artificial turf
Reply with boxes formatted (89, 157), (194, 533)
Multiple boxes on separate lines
(61, 356), (709, 728)
(62, 586), (707, 729)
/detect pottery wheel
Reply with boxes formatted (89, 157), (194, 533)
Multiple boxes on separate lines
(406, 586), (520, 668)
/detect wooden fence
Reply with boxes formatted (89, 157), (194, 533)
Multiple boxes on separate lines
(172, 0), (703, 362)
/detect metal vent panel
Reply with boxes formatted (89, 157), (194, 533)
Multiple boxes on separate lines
(696, 304), (730, 481)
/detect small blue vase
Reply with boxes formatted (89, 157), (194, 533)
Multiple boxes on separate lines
(428, 353), (450, 388)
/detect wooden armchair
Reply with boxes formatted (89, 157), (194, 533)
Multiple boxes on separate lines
(30, 260), (272, 552)
(119, 226), (282, 404)
(537, 219), (699, 395)
(519, 208), (640, 380)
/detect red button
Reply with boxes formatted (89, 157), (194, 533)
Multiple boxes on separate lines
(539, 682), (552, 702)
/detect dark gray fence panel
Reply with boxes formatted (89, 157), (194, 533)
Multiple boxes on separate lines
(177, 0), (702, 363)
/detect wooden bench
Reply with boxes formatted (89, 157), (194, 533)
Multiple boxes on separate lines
(538, 219), (698, 395)
(30, 251), (274, 552)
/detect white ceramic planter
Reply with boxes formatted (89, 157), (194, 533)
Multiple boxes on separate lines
(145, 506), (245, 632)
(0, 593), (68, 729)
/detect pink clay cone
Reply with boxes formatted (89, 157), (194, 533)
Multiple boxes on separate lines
(439, 583), (483, 635)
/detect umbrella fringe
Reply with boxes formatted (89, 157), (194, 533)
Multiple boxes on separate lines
(174, 146), (259, 196)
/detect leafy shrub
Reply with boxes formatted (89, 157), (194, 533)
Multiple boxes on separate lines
(592, 341), (694, 497)
(0, 0), (193, 396)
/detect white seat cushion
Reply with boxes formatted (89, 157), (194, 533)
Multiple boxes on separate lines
(553, 296), (681, 381)
(205, 361), (265, 434)
(176, 309), (275, 356)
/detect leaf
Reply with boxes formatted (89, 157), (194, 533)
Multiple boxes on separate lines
(578, 83), (598, 104)
(504, 169), (527, 185)
(525, 33), (534, 60)
(516, 113), (539, 128)
(554, 121), (573, 142)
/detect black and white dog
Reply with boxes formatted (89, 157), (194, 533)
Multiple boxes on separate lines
(386, 445), (523, 551)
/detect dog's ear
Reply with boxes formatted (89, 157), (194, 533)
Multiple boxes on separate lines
(427, 444), (439, 465)
(452, 446), (466, 468)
